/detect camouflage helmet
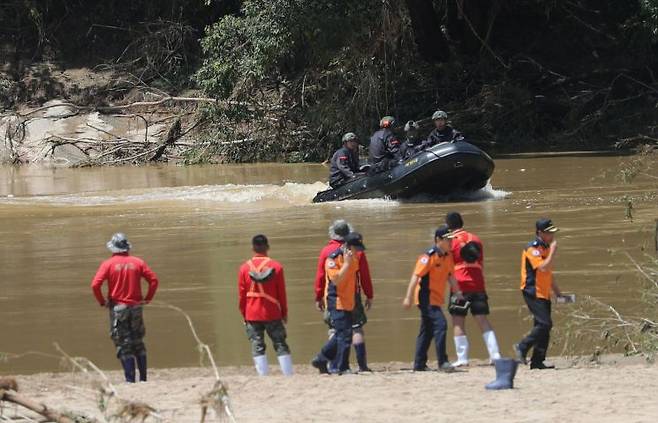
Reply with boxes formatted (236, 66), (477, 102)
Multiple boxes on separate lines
(341, 132), (358, 143)
(404, 120), (420, 132)
(379, 116), (396, 128)
(432, 110), (448, 120)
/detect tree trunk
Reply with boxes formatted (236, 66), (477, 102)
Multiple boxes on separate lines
(405, 0), (450, 63)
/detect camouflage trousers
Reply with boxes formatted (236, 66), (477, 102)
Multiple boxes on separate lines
(244, 320), (290, 357)
(109, 304), (146, 359)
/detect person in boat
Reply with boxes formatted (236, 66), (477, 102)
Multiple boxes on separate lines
(400, 120), (424, 160)
(368, 115), (401, 174)
(329, 132), (362, 188)
(426, 110), (464, 146)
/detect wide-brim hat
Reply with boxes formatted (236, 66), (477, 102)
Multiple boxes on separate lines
(329, 219), (354, 241)
(107, 233), (131, 253)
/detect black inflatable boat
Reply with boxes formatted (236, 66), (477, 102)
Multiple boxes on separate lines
(312, 141), (494, 203)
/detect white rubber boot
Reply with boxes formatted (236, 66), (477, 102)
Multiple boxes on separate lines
(277, 354), (294, 376)
(483, 330), (502, 363)
(253, 355), (269, 376)
(452, 335), (469, 367)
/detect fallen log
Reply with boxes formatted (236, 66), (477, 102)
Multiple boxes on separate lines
(0, 386), (78, 423)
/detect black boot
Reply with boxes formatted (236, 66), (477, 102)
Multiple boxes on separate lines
(311, 356), (329, 374)
(530, 361), (555, 370)
(120, 357), (136, 383)
(513, 343), (527, 365)
(354, 343), (371, 372)
(485, 358), (518, 390)
(136, 354), (147, 382)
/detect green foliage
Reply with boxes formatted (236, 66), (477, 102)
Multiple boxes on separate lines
(4, 0), (658, 161)
(196, 0), (374, 99)
(195, 0), (411, 160)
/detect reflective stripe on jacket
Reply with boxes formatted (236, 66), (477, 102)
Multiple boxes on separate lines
(238, 254), (287, 321)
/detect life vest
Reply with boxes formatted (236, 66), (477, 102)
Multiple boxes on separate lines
(245, 258), (281, 310)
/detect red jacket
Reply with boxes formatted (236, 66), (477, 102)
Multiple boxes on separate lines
(314, 240), (373, 302)
(91, 253), (159, 306)
(238, 254), (288, 321)
(450, 229), (486, 293)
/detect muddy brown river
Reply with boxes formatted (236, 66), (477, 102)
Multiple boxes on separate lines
(1, 154), (657, 374)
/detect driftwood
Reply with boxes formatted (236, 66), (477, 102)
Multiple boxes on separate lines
(0, 93), (217, 165)
(149, 302), (236, 423)
(1, 96), (250, 119)
(150, 118), (181, 161)
(0, 377), (79, 423)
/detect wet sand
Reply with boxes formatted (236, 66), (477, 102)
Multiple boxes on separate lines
(8, 355), (658, 423)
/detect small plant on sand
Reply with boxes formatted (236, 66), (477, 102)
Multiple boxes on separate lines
(557, 251), (658, 361)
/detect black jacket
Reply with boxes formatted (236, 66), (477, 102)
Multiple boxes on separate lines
(426, 126), (463, 146)
(400, 137), (425, 160)
(368, 128), (401, 173)
(329, 146), (360, 187)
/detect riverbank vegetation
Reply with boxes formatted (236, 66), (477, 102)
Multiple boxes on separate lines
(2, 1), (658, 163)
(556, 151), (658, 361)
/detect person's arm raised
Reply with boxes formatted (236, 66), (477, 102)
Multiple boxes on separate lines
(538, 240), (558, 272)
(332, 249), (354, 286)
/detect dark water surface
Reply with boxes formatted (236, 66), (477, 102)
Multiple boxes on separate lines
(1, 156), (656, 374)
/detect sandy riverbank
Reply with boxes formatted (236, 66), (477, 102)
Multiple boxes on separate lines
(3, 355), (657, 422)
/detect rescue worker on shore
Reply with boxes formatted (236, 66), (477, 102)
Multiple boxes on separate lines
(311, 232), (366, 374)
(314, 220), (374, 372)
(514, 218), (562, 370)
(368, 116), (401, 174)
(238, 234), (293, 376)
(445, 212), (502, 366)
(91, 233), (159, 383)
(403, 225), (462, 372)
(399, 120), (424, 160)
(426, 110), (464, 146)
(329, 132), (363, 188)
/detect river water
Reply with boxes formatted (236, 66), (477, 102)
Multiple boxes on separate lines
(1, 155), (657, 374)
